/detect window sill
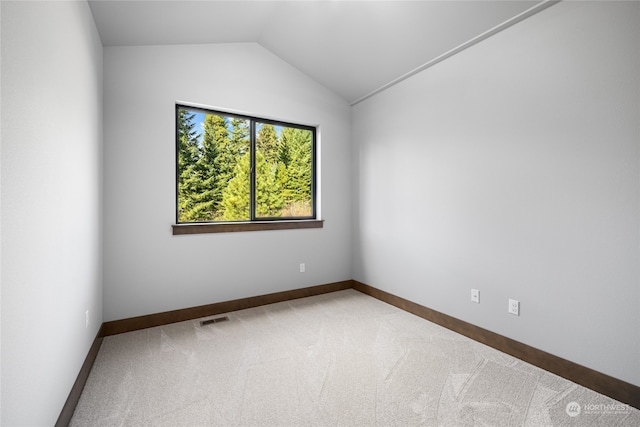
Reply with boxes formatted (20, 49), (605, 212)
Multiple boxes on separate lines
(172, 219), (324, 235)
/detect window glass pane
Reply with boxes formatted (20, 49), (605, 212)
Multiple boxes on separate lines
(219, 117), (250, 221)
(177, 105), (314, 224)
(255, 122), (313, 219)
(177, 107), (249, 222)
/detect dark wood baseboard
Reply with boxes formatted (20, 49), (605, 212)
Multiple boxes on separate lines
(101, 280), (353, 336)
(56, 281), (351, 426)
(55, 325), (105, 427)
(351, 280), (640, 410)
(58, 279), (639, 426)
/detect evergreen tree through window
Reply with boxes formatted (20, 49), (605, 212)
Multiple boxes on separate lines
(176, 105), (316, 224)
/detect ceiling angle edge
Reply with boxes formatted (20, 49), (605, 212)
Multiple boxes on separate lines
(350, 0), (562, 106)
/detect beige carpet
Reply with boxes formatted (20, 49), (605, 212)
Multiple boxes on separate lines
(70, 289), (639, 426)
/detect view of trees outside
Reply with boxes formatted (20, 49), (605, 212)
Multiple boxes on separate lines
(177, 107), (314, 223)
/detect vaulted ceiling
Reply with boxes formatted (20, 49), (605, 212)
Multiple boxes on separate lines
(88, 0), (551, 104)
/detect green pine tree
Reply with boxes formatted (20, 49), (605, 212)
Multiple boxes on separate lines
(221, 150), (284, 220)
(278, 127), (312, 216)
(220, 152), (250, 221)
(255, 151), (284, 218)
(191, 113), (228, 219)
(177, 108), (202, 222)
(180, 112), (313, 222)
(289, 128), (312, 202)
(256, 123), (278, 165)
(219, 118), (249, 187)
(217, 118), (249, 219)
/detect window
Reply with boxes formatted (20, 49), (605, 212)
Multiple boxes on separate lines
(174, 105), (321, 234)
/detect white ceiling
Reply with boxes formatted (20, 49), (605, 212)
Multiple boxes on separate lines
(88, 0), (550, 104)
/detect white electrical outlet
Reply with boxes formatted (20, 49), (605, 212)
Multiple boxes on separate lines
(471, 289), (480, 303)
(508, 299), (520, 316)
(300, 263), (305, 273)
(85, 310), (89, 328)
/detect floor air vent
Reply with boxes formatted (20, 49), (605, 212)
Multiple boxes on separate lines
(200, 316), (229, 326)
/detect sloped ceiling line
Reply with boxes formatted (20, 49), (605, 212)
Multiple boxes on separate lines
(350, 0), (561, 106)
(88, 0), (552, 104)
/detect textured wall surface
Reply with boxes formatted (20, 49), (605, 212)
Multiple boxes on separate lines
(103, 42), (352, 321)
(352, 1), (640, 386)
(1, 1), (104, 424)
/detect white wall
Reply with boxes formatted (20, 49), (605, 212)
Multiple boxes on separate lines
(103, 43), (352, 321)
(0, 1), (103, 425)
(352, 1), (640, 387)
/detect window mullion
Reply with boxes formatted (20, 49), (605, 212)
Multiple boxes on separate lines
(249, 120), (256, 221)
